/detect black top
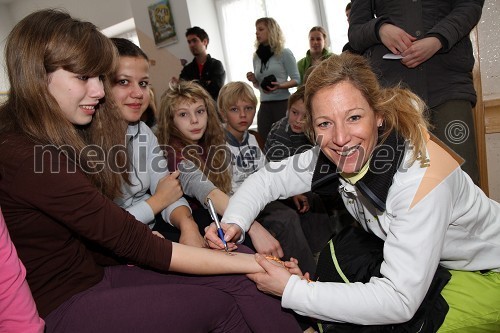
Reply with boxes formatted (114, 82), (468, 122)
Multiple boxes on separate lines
(180, 54), (225, 101)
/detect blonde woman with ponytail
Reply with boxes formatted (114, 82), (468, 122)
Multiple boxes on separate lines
(223, 52), (500, 332)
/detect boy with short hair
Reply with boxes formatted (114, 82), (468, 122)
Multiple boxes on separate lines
(218, 81), (318, 275)
(265, 85), (313, 161)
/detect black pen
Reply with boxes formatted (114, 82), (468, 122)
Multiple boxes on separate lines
(206, 198), (229, 252)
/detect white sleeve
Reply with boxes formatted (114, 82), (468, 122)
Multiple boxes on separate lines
(222, 147), (316, 231)
(161, 197), (191, 225)
(125, 201), (155, 226)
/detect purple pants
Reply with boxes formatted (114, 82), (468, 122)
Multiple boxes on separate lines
(44, 264), (301, 333)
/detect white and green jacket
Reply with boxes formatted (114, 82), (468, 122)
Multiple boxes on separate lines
(222, 131), (500, 324)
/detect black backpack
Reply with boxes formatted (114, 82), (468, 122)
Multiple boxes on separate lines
(314, 225), (451, 333)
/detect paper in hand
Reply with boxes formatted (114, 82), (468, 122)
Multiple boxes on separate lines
(383, 53), (403, 60)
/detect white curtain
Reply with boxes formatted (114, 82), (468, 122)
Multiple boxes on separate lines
(215, 0), (265, 83)
(215, 0), (322, 83)
(322, 0), (351, 54)
(214, 0), (350, 128)
(264, 0), (322, 64)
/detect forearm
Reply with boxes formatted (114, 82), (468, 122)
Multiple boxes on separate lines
(222, 150), (315, 229)
(169, 242), (263, 274)
(145, 193), (167, 216)
(206, 71), (225, 94)
(278, 79), (298, 90)
(206, 188), (229, 216)
(427, 0), (484, 52)
(124, 200), (155, 225)
(247, 220), (283, 257)
(163, 197), (190, 225)
(348, 0), (388, 52)
(178, 160), (217, 203)
(169, 206), (198, 233)
(247, 220), (264, 237)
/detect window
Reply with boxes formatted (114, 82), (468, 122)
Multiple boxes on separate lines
(216, 0), (328, 128)
(215, 0), (350, 129)
(322, 0), (351, 54)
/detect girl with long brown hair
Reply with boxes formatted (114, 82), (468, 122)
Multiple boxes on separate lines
(157, 81), (232, 194)
(0, 9), (301, 333)
(156, 81), (234, 240)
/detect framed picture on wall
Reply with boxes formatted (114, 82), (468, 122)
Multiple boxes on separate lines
(148, 0), (178, 48)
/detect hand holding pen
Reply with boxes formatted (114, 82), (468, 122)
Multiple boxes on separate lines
(206, 198), (229, 252)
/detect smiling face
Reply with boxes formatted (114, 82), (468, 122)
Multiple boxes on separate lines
(309, 30), (325, 55)
(312, 81), (383, 174)
(47, 68), (105, 125)
(111, 56), (150, 123)
(255, 22), (269, 45)
(173, 98), (208, 143)
(223, 98), (256, 140)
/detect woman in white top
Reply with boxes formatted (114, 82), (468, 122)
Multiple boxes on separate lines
(218, 53), (500, 332)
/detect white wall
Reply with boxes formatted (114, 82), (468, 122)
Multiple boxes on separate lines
(132, 0), (191, 62)
(129, 0), (227, 106)
(478, 0), (500, 99)
(478, 0), (500, 201)
(186, 0), (226, 66)
(130, 0), (225, 67)
(0, 0), (133, 94)
(129, 0), (186, 105)
(7, 0), (132, 30)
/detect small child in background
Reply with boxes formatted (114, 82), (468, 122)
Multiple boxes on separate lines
(265, 85), (313, 161)
(265, 85), (336, 262)
(211, 81), (319, 275)
(110, 38), (204, 247)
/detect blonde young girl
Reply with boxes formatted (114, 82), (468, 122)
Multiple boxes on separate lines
(157, 81), (283, 256)
(156, 81), (231, 237)
(157, 81), (232, 195)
